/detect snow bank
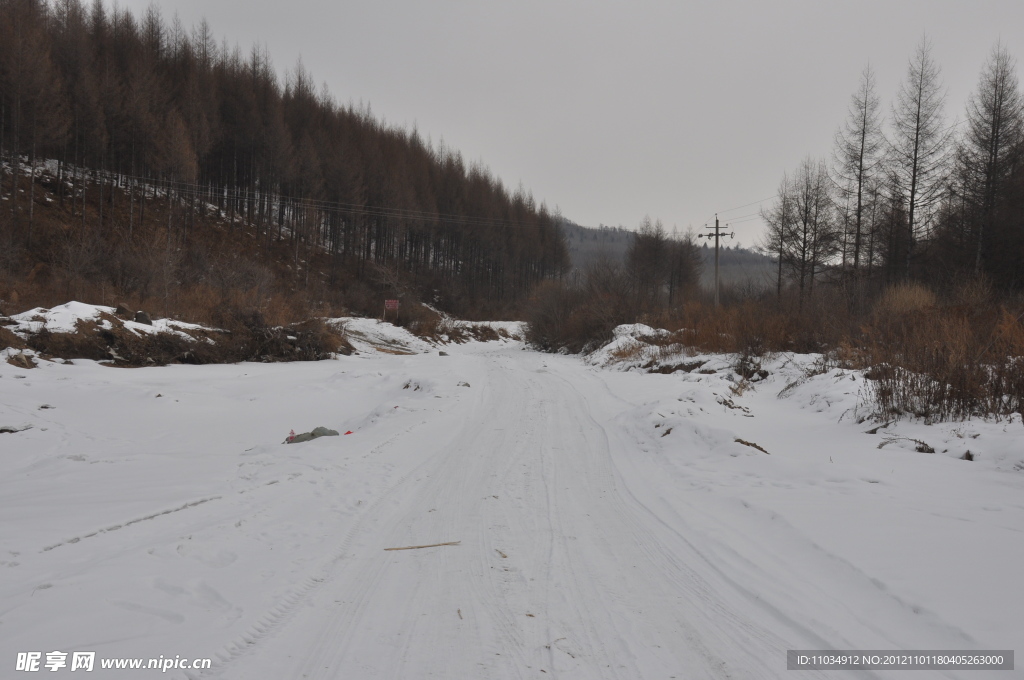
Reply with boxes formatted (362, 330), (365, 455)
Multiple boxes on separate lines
(1, 302), (523, 368)
(592, 344), (1024, 661)
(328, 317), (436, 355)
(326, 317), (525, 355)
(590, 323), (1024, 473)
(10, 301), (106, 334)
(453, 319), (527, 341)
(7, 301), (213, 342)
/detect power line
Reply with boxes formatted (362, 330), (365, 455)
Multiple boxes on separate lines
(722, 210), (762, 222)
(725, 215), (764, 225)
(700, 194), (776, 227)
(717, 194), (776, 215)
(716, 195), (770, 214)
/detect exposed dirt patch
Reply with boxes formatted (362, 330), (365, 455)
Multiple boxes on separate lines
(22, 315), (352, 367)
(0, 325), (27, 351)
(645, 360), (707, 374)
(6, 352), (37, 369)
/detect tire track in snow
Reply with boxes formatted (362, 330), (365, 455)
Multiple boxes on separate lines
(40, 496), (222, 553)
(280, 354), (525, 679)
(560, 366), (885, 679)
(528, 362), (805, 678)
(207, 348), (846, 679)
(36, 462), (322, 556)
(194, 413), (460, 679)
(221, 350), (743, 678)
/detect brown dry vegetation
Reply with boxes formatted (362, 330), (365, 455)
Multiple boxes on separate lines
(0, 173), (382, 365)
(863, 294), (1024, 420)
(0, 168), (451, 347)
(0, 179), (342, 327)
(0, 168), (506, 364)
(14, 311), (351, 367)
(526, 276), (1024, 421)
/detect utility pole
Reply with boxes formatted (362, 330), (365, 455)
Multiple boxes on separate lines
(699, 214), (734, 307)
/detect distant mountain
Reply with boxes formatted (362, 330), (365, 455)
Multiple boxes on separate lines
(697, 243), (776, 291)
(560, 221), (776, 291)
(560, 221), (634, 271)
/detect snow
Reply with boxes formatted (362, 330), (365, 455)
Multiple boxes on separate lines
(1, 323), (1021, 679)
(456, 319), (528, 339)
(7, 302), (213, 341)
(329, 316), (436, 355)
(9, 301), (108, 335)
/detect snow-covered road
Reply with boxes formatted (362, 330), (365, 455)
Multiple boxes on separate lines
(241, 349), (788, 679)
(2, 336), (1021, 679)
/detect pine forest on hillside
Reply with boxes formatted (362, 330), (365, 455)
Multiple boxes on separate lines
(0, 0), (568, 321)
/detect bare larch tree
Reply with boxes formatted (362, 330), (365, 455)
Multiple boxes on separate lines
(833, 65), (884, 272)
(889, 36), (952, 277)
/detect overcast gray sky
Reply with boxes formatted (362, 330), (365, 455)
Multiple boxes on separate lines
(120, 0), (1024, 243)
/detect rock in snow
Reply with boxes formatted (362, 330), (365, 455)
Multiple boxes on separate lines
(284, 426), (340, 444)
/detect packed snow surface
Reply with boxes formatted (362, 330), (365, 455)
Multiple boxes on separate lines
(1, 324), (1021, 679)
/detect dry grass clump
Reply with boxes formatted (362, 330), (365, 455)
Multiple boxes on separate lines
(399, 303), (444, 338)
(399, 303), (503, 343)
(608, 339), (650, 363)
(874, 282), (937, 317)
(952, 276), (992, 308)
(863, 301), (1023, 421)
(459, 324), (501, 342)
(634, 295), (839, 357)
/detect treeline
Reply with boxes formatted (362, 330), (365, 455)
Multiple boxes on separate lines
(763, 37), (1024, 305)
(0, 0), (568, 316)
(528, 217), (703, 351)
(560, 221), (634, 272)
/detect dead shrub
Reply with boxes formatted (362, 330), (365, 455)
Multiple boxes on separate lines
(952, 275), (993, 308)
(524, 281), (585, 351)
(864, 301), (1024, 421)
(205, 313), (347, 363)
(874, 282), (937, 317)
(436, 317), (471, 343)
(608, 339), (649, 363)
(403, 303), (443, 338)
(461, 324), (501, 342)
(290, 318), (354, 358)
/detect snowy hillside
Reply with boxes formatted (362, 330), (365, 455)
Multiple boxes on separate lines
(1, 321), (1020, 678)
